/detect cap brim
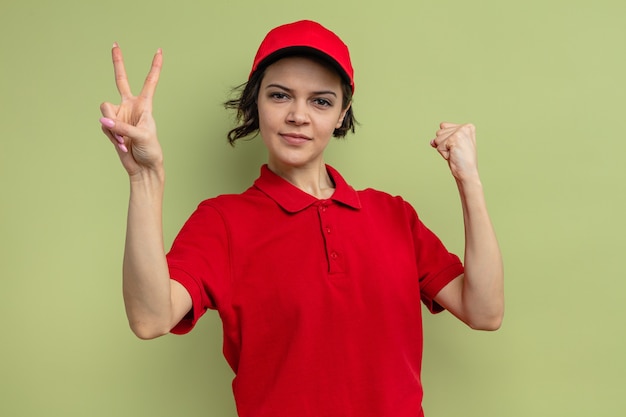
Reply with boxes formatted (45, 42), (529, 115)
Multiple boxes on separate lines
(254, 46), (352, 88)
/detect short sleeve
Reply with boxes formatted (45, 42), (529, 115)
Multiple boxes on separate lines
(166, 201), (231, 334)
(405, 202), (464, 314)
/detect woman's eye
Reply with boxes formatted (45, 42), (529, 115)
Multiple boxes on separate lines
(313, 98), (332, 107)
(270, 92), (289, 100)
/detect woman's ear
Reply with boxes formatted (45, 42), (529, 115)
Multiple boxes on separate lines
(336, 102), (352, 129)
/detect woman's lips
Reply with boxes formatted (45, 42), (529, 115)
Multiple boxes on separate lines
(280, 133), (312, 144)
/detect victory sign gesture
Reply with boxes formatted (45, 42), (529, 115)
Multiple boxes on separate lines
(100, 43), (164, 177)
(98, 43), (192, 339)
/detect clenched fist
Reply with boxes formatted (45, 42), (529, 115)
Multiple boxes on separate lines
(431, 122), (479, 183)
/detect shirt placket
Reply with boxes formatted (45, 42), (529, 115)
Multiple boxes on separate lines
(316, 201), (344, 275)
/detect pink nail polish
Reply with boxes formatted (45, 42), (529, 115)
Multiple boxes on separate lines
(118, 143), (128, 153)
(100, 117), (115, 128)
(114, 134), (125, 144)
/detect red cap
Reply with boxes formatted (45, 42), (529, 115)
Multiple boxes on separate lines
(250, 20), (355, 92)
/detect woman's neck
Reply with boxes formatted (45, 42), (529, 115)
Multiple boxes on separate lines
(267, 159), (335, 199)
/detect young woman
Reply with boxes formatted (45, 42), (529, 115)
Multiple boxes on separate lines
(99, 20), (503, 417)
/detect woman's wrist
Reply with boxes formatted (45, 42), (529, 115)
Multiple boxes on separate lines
(129, 165), (165, 185)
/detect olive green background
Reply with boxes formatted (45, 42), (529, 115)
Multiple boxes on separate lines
(1, 0), (624, 416)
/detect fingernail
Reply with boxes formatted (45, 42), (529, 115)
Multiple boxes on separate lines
(113, 42), (119, 48)
(114, 133), (124, 144)
(118, 143), (128, 153)
(100, 117), (115, 128)
(430, 139), (436, 147)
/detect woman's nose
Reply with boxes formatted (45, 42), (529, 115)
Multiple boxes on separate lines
(286, 101), (310, 125)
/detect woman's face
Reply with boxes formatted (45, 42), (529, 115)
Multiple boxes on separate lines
(257, 56), (349, 172)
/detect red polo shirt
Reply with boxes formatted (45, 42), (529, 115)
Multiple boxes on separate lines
(166, 165), (463, 417)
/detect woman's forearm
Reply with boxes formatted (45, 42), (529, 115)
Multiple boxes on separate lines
(457, 177), (504, 330)
(122, 168), (174, 339)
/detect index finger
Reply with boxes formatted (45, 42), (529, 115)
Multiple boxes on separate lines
(139, 48), (163, 100)
(112, 43), (133, 99)
(440, 122), (459, 129)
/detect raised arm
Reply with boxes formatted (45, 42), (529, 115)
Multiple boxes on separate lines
(99, 44), (191, 339)
(430, 123), (504, 331)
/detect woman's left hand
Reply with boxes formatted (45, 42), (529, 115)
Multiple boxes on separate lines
(430, 122), (479, 183)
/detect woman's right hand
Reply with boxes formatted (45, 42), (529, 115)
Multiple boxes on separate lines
(100, 43), (164, 177)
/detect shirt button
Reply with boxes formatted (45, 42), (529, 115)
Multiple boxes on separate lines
(330, 252), (338, 259)
(326, 227), (331, 234)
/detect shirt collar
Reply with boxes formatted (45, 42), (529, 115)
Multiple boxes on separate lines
(253, 164), (362, 213)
